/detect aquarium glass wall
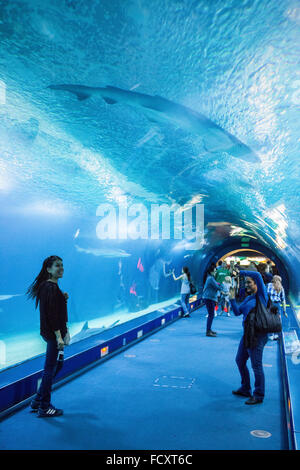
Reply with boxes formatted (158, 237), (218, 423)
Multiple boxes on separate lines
(0, 0), (300, 370)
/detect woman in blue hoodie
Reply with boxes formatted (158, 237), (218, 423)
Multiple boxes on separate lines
(202, 263), (222, 337)
(229, 269), (268, 405)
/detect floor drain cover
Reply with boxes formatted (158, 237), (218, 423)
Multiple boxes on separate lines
(250, 430), (272, 438)
(153, 376), (195, 389)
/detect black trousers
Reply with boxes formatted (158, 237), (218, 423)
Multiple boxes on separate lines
(34, 337), (64, 409)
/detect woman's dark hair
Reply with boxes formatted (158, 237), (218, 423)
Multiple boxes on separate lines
(203, 263), (216, 283)
(26, 255), (62, 308)
(182, 266), (191, 282)
(208, 263), (216, 275)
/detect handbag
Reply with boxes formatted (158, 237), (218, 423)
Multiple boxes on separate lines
(254, 294), (282, 334)
(189, 281), (196, 295)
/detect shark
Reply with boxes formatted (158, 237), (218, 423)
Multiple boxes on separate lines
(0, 294), (23, 301)
(70, 320), (120, 344)
(75, 244), (131, 258)
(48, 84), (259, 163)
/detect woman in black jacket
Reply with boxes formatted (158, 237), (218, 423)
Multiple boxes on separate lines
(27, 255), (69, 418)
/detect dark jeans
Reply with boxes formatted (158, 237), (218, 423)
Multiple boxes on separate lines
(235, 333), (268, 399)
(272, 301), (281, 315)
(34, 337), (64, 409)
(181, 294), (191, 316)
(204, 299), (216, 332)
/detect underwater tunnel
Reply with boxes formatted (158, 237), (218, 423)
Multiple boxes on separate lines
(0, 0), (299, 453)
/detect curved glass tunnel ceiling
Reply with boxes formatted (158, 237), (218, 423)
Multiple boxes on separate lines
(0, 0), (299, 342)
(220, 249), (266, 259)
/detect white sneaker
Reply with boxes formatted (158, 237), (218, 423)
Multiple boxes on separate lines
(269, 334), (274, 341)
(227, 313), (231, 317)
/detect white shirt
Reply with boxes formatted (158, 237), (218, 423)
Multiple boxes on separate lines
(181, 274), (190, 294)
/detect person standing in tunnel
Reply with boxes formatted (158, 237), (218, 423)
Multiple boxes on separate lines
(215, 261), (230, 284)
(27, 255), (69, 417)
(229, 269), (269, 405)
(259, 263), (273, 285)
(230, 263), (239, 303)
(172, 266), (191, 317)
(202, 263), (222, 337)
(267, 275), (287, 340)
(216, 260), (223, 271)
(148, 249), (172, 305)
(219, 275), (232, 316)
(266, 260), (273, 275)
(215, 261), (230, 310)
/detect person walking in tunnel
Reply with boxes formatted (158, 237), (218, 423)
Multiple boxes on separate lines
(202, 263), (222, 337)
(215, 261), (230, 311)
(230, 264), (239, 303)
(215, 261), (230, 284)
(266, 260), (273, 275)
(259, 263), (273, 285)
(216, 260), (223, 271)
(229, 269), (269, 405)
(172, 266), (191, 317)
(27, 255), (69, 417)
(219, 275), (232, 316)
(267, 275), (287, 340)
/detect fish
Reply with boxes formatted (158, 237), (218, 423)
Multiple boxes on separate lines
(0, 294), (23, 301)
(70, 319), (120, 344)
(74, 228), (80, 239)
(75, 244), (131, 258)
(48, 84), (259, 163)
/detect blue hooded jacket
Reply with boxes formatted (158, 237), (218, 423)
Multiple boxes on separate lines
(202, 274), (222, 302)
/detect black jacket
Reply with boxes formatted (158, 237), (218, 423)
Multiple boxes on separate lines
(38, 281), (68, 340)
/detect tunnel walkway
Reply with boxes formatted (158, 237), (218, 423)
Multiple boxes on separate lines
(0, 306), (288, 450)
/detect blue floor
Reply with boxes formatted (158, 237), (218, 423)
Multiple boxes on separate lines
(0, 306), (288, 450)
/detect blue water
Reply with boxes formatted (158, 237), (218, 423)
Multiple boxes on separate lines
(0, 0), (299, 370)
